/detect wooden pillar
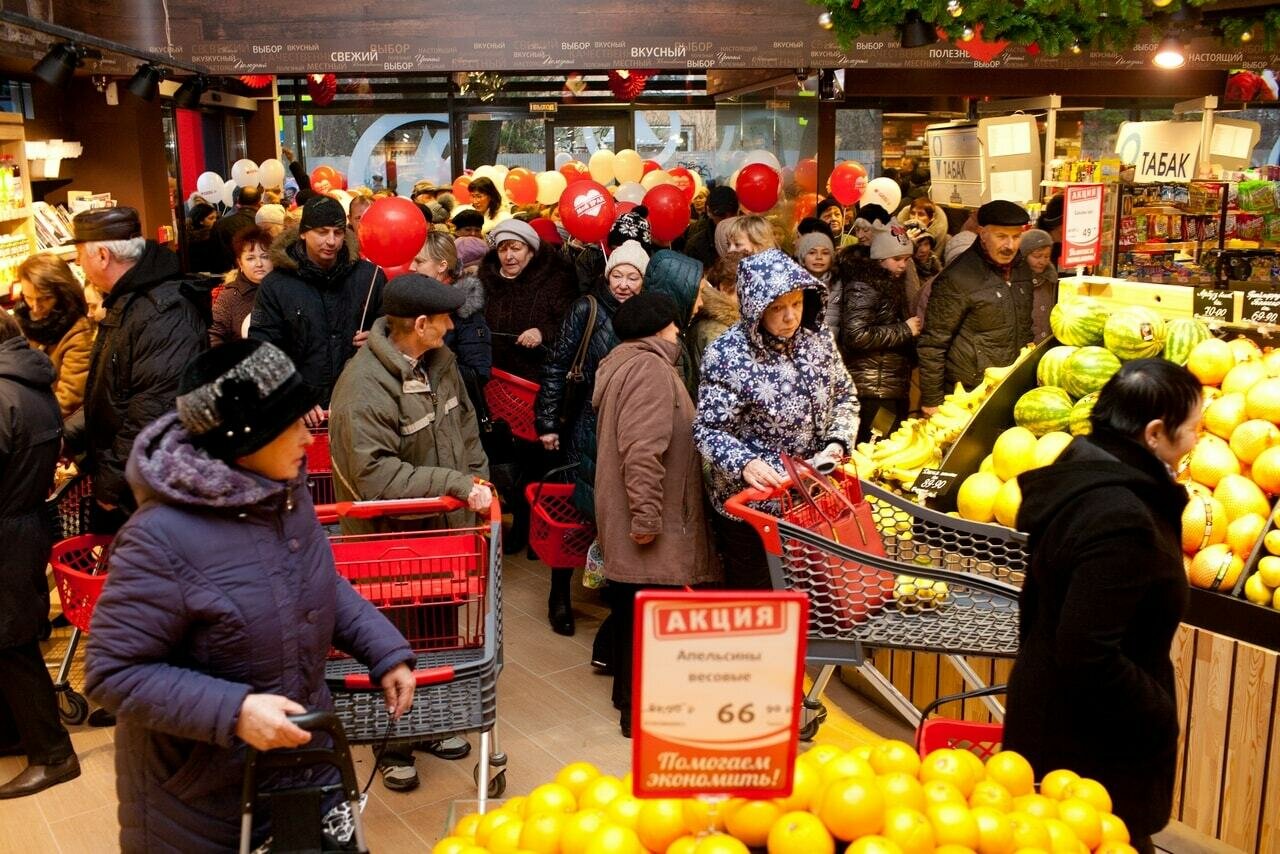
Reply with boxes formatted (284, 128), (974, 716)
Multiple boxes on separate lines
(818, 101), (836, 201)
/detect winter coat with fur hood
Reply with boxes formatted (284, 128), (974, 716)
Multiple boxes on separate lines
(689, 282), (740, 367)
(248, 227), (386, 406)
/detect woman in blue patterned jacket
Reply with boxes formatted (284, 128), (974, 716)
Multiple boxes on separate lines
(694, 249), (861, 589)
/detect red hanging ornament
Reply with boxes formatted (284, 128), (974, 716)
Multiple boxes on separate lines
(238, 74), (275, 89)
(307, 73), (338, 107)
(607, 69), (655, 101)
(850, 0), (861, 8)
(1025, 42), (1041, 58)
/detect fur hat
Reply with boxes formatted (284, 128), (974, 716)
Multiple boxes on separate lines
(606, 240), (650, 277)
(612, 292), (678, 341)
(451, 208), (484, 230)
(455, 236), (489, 269)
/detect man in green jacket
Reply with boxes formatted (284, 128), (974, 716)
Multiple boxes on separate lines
(328, 272), (492, 791)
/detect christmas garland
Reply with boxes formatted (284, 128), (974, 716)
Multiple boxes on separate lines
(814, 0), (1277, 56)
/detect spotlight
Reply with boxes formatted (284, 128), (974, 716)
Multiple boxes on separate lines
(1240, 29), (1253, 43)
(1152, 0), (1173, 6)
(173, 75), (208, 108)
(32, 43), (83, 88)
(818, 11), (834, 30)
(1153, 34), (1186, 69)
(947, 0), (964, 17)
(901, 11), (939, 48)
(126, 64), (166, 100)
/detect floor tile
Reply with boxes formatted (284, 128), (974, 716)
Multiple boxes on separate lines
(0, 790), (63, 853)
(32, 728), (117, 823)
(46, 802), (119, 854)
(526, 714), (633, 773)
(495, 661), (598, 736)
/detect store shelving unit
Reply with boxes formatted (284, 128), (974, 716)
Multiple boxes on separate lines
(0, 113), (36, 301)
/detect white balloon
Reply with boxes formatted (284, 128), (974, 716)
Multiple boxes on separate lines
(471, 165), (498, 183)
(220, 179), (238, 207)
(328, 189), (352, 213)
(641, 169), (674, 190)
(864, 176), (903, 212)
(491, 164), (510, 188)
(691, 169), (706, 195)
(588, 149), (616, 185)
(230, 158), (260, 188)
(728, 150), (749, 170)
(555, 152), (573, 169)
(728, 168), (741, 190)
(196, 171), (224, 195)
(614, 149), (644, 185)
(259, 158), (286, 187)
(615, 182), (647, 205)
(744, 149), (783, 174)
(536, 170), (568, 205)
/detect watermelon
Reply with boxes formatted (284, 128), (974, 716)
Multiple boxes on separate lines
(1162, 317), (1213, 365)
(1070, 392), (1099, 436)
(1037, 345), (1078, 389)
(1063, 346), (1122, 399)
(1104, 306), (1167, 360)
(1050, 298), (1108, 346)
(1014, 386), (1074, 436)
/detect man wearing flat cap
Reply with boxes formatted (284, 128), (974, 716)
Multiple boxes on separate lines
(918, 199), (1034, 415)
(63, 206), (206, 530)
(249, 195), (386, 420)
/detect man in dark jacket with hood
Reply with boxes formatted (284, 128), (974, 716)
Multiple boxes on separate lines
(918, 200), (1032, 415)
(64, 207), (207, 530)
(249, 196), (386, 417)
(0, 314), (80, 798)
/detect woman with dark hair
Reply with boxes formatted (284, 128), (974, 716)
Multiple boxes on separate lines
(14, 254), (93, 417)
(465, 176), (510, 236)
(1006, 358), (1201, 854)
(210, 226), (274, 346)
(186, 202), (221, 274)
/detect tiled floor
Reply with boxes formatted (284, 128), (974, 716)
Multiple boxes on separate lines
(0, 552), (915, 853)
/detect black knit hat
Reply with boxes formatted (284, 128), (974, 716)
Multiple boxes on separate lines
(613, 292), (678, 341)
(859, 203), (892, 226)
(707, 186), (739, 216)
(176, 340), (318, 461)
(299, 196), (346, 232)
(451, 208), (484, 230)
(608, 206), (652, 250)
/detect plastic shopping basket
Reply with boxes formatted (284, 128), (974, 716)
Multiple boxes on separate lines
(524, 481), (595, 570)
(915, 685), (1007, 760)
(484, 369), (540, 443)
(48, 534), (114, 724)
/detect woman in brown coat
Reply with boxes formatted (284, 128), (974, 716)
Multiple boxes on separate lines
(592, 292), (721, 738)
(14, 254), (94, 417)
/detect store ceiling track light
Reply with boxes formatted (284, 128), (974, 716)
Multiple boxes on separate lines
(173, 76), (208, 108)
(900, 11), (939, 49)
(126, 63), (166, 100)
(32, 43), (93, 88)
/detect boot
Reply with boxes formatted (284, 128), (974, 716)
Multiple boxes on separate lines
(548, 569), (574, 636)
(0, 754), (80, 799)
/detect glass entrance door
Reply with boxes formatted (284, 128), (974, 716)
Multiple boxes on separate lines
(546, 114), (633, 169)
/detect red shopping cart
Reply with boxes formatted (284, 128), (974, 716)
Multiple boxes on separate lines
(48, 533), (112, 724)
(915, 685), (1007, 759)
(316, 496), (508, 805)
(484, 369), (540, 443)
(306, 414), (336, 506)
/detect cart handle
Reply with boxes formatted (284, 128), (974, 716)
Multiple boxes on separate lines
(330, 665), (457, 691)
(313, 493), (503, 526)
(723, 483), (794, 557)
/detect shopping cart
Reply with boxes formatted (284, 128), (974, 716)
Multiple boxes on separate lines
(915, 685), (1007, 759)
(725, 458), (1024, 736)
(48, 532), (112, 724)
(306, 414), (335, 506)
(315, 496), (507, 807)
(484, 369), (540, 443)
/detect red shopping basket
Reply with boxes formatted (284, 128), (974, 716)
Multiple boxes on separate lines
(485, 369), (540, 443)
(306, 415), (336, 505)
(50, 535), (114, 633)
(915, 685), (1006, 760)
(525, 482), (595, 569)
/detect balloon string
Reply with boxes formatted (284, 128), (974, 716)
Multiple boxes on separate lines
(359, 266), (380, 331)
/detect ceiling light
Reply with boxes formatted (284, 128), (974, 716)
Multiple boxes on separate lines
(126, 64), (165, 100)
(901, 12), (939, 49)
(1071, 41), (1084, 55)
(32, 43), (83, 88)
(1153, 34), (1186, 69)
(173, 75), (207, 108)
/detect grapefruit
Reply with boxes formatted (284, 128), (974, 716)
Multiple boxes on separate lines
(1186, 338), (1235, 385)
(1188, 436), (1241, 488)
(1245, 377), (1280, 423)
(1227, 512), (1267, 559)
(1228, 336), (1263, 364)
(1181, 493), (1229, 554)
(1202, 393), (1248, 439)
(992, 427), (1039, 481)
(1251, 445), (1280, 494)
(1221, 360), (1268, 397)
(957, 473), (1003, 524)
(1265, 348), (1280, 377)
(1214, 473), (1271, 520)
(993, 478), (1022, 529)
(1230, 419), (1280, 463)
(1188, 543), (1244, 591)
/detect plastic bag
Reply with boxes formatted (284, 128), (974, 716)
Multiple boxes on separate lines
(583, 539), (606, 589)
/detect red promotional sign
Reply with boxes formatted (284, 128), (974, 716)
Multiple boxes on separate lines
(1061, 183), (1105, 269)
(633, 591), (807, 799)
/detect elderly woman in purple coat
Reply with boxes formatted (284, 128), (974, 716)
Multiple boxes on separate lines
(85, 340), (417, 853)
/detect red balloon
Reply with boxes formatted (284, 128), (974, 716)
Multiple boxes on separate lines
(332, 171), (347, 191)
(505, 168), (539, 205)
(451, 175), (472, 204)
(641, 160), (660, 175)
(381, 260), (414, 279)
(615, 201), (638, 217)
(311, 165), (337, 187)
(643, 184), (691, 243)
(357, 197), (428, 268)
(793, 192), (819, 222)
(736, 163), (781, 213)
(795, 158), (818, 193)
(828, 161), (867, 206)
(560, 180), (617, 243)
(559, 161), (591, 184)
(667, 166), (696, 203)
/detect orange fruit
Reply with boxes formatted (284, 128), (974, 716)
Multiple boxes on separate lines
(969, 779), (1014, 812)
(970, 805), (1016, 854)
(851, 744), (875, 762)
(1062, 777), (1113, 813)
(1246, 376), (1280, 423)
(452, 812), (483, 837)
(776, 759), (821, 812)
(954, 748), (987, 784)
(1264, 348), (1280, 377)
(928, 801), (980, 848)
(476, 810), (518, 846)
(877, 771), (928, 812)
(804, 744), (845, 767)
(519, 811), (567, 854)
(635, 799), (688, 854)
(1222, 360), (1268, 397)
(1006, 811), (1052, 850)
(816, 776), (885, 840)
(486, 819), (525, 854)
(1187, 338), (1235, 385)
(934, 847), (978, 854)
(1227, 512), (1267, 559)
(1098, 812), (1130, 844)
(767, 809), (835, 854)
(984, 751), (1035, 797)
(691, 832), (750, 854)
(844, 837), (907, 854)
(1042, 817), (1085, 853)
(583, 823), (643, 854)
(555, 761), (601, 799)
(682, 797), (726, 834)
(667, 837), (699, 854)
(871, 739), (923, 776)
(526, 782), (577, 815)
(1039, 769), (1080, 800)
(1202, 393), (1248, 440)
(881, 806), (935, 854)
(1229, 336), (1264, 364)
(1215, 473), (1271, 521)
(579, 775), (626, 811)
(722, 798), (781, 848)
(1252, 445), (1280, 494)
(923, 779), (968, 807)
(920, 749), (980, 798)
(456, 847), (488, 854)
(1189, 434), (1242, 488)
(433, 837), (476, 854)
(1012, 793), (1058, 820)
(1230, 419), (1280, 463)
(606, 795), (642, 830)
(1056, 798), (1102, 849)
(561, 810), (609, 854)
(1095, 845), (1139, 854)
(1181, 493), (1229, 554)
(1188, 543), (1244, 590)
(819, 753), (876, 786)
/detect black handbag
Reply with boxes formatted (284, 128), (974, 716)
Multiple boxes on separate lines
(558, 296), (597, 432)
(467, 374), (516, 465)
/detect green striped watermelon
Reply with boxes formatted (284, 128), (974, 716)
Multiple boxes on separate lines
(1037, 345), (1078, 389)
(1050, 298), (1108, 346)
(1162, 318), (1213, 366)
(1104, 306), (1167, 360)
(1014, 386), (1074, 436)
(1070, 392), (1099, 436)
(1063, 346), (1122, 399)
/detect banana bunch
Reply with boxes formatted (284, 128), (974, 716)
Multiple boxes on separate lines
(923, 381), (991, 447)
(855, 418), (939, 489)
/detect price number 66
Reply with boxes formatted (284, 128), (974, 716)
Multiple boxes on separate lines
(717, 703), (755, 724)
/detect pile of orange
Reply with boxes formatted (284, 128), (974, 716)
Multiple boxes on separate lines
(1181, 336), (1280, 592)
(435, 744), (1137, 854)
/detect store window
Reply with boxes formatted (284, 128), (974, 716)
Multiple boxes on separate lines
(714, 94), (818, 183)
(459, 115), (544, 172)
(835, 109), (882, 175)
(294, 114), (454, 195)
(635, 109), (718, 182)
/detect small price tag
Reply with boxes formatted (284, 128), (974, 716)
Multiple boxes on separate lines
(633, 592), (807, 799)
(1243, 290), (1280, 326)
(913, 467), (959, 498)
(1193, 288), (1233, 323)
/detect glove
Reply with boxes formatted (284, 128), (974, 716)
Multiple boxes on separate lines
(809, 443), (845, 474)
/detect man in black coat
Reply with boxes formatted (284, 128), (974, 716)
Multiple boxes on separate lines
(918, 200), (1033, 415)
(64, 207), (208, 531)
(681, 185), (738, 268)
(0, 313), (80, 798)
(249, 196), (386, 419)
(210, 185), (261, 272)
